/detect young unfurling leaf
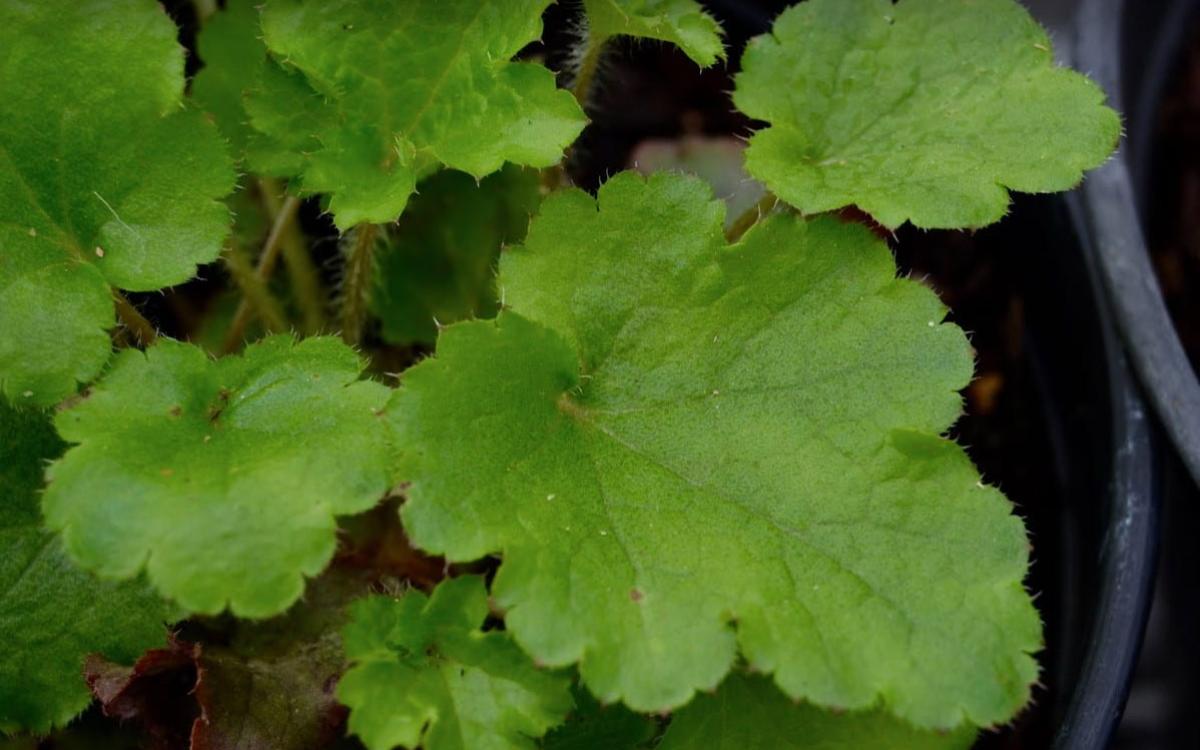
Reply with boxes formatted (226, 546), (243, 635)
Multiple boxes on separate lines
(388, 172), (1040, 729)
(338, 576), (572, 750)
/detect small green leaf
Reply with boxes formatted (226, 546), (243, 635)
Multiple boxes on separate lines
(659, 673), (975, 750)
(192, 0), (263, 157)
(42, 336), (391, 618)
(371, 166), (541, 346)
(733, 0), (1120, 229)
(583, 0), (725, 67)
(0, 0), (235, 405)
(1, 402), (173, 733)
(338, 576), (572, 750)
(249, 0), (586, 229)
(389, 172), (1040, 728)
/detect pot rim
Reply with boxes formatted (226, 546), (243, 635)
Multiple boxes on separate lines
(1068, 0), (1200, 490)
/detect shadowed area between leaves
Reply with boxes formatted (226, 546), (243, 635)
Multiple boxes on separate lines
(84, 570), (374, 750)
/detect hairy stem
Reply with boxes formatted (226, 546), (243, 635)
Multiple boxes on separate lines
(572, 30), (608, 107)
(258, 179), (326, 334)
(725, 193), (779, 243)
(222, 242), (288, 334)
(113, 291), (157, 347)
(340, 224), (380, 347)
(221, 194), (301, 354)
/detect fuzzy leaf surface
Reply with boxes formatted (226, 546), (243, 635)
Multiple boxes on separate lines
(1, 403), (172, 733)
(251, 0), (586, 229)
(371, 166), (541, 346)
(0, 0), (235, 405)
(389, 172), (1040, 728)
(42, 336), (391, 618)
(659, 673), (975, 750)
(338, 576), (572, 750)
(734, 0), (1119, 229)
(583, 0), (724, 67)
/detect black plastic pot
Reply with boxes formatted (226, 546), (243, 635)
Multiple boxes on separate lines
(1057, 0), (1200, 746)
(691, 2), (1161, 747)
(1062, 0), (1200, 489)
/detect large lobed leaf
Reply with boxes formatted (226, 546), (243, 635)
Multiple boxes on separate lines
(734, 0), (1120, 229)
(338, 576), (572, 750)
(1, 402), (173, 733)
(0, 0), (235, 405)
(388, 172), (1040, 729)
(249, 0), (586, 229)
(42, 336), (391, 618)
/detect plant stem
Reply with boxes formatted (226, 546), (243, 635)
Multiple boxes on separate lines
(539, 163), (567, 193)
(221, 194), (301, 353)
(113, 291), (157, 347)
(258, 178), (326, 334)
(725, 193), (779, 243)
(340, 224), (380, 347)
(572, 31), (608, 107)
(222, 242), (288, 334)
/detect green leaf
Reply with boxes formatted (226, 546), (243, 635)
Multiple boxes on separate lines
(659, 673), (975, 750)
(250, 0), (586, 229)
(540, 685), (655, 750)
(337, 576), (572, 750)
(371, 166), (541, 346)
(389, 172), (1040, 729)
(583, 0), (724, 67)
(1, 402), (172, 733)
(42, 336), (391, 618)
(244, 56), (335, 180)
(0, 0), (235, 405)
(192, 0), (264, 157)
(733, 0), (1120, 229)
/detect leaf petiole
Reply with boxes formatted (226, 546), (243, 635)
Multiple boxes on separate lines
(113, 291), (157, 347)
(340, 224), (380, 346)
(258, 178), (326, 335)
(221, 193), (301, 353)
(724, 192), (779, 243)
